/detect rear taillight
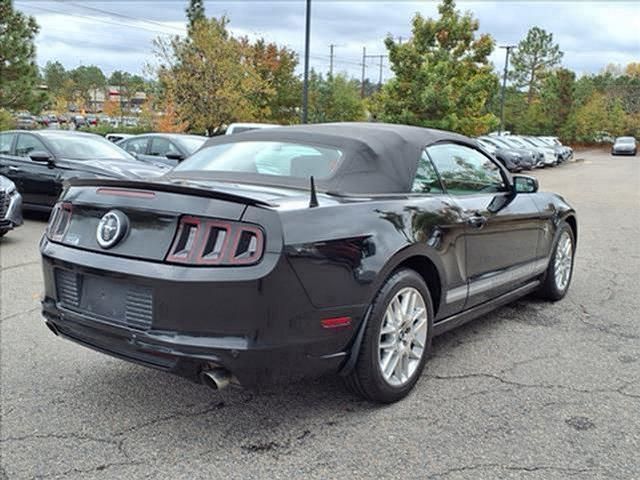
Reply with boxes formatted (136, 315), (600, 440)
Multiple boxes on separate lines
(46, 202), (73, 242)
(166, 216), (264, 266)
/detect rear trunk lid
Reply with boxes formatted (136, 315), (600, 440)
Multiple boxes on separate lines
(54, 178), (283, 262)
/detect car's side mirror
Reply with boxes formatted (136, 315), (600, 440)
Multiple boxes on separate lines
(166, 152), (185, 161)
(29, 151), (55, 166)
(513, 175), (538, 194)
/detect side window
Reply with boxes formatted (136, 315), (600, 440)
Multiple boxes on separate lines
(427, 143), (505, 195)
(412, 151), (444, 194)
(15, 134), (48, 158)
(149, 137), (180, 157)
(122, 137), (148, 155)
(0, 133), (16, 155)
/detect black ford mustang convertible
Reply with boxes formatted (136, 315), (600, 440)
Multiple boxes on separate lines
(40, 123), (577, 403)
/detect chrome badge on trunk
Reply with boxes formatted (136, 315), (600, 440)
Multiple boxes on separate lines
(96, 210), (129, 249)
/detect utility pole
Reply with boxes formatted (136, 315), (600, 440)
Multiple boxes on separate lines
(329, 44), (336, 77)
(499, 45), (516, 135)
(361, 46), (366, 98)
(301, 0), (311, 124)
(361, 50), (387, 97)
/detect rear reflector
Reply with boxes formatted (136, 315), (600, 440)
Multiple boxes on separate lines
(321, 316), (352, 329)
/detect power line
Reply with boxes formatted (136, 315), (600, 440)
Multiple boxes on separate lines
(58, 1), (185, 33)
(19, 3), (178, 36)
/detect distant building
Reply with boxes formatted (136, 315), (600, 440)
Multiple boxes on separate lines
(88, 86), (147, 113)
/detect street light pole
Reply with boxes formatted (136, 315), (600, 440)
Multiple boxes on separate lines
(301, 0), (311, 124)
(499, 45), (516, 135)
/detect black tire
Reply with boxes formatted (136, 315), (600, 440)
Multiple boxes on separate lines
(537, 222), (575, 301)
(344, 269), (434, 403)
(0, 230), (7, 238)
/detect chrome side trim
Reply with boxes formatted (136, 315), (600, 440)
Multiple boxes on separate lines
(445, 285), (468, 304)
(445, 258), (548, 304)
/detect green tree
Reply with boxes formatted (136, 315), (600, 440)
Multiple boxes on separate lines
(308, 72), (365, 123)
(43, 61), (68, 96)
(572, 93), (610, 142)
(186, 0), (206, 33)
(537, 67), (575, 132)
(0, 0), (42, 111)
(374, 0), (499, 136)
(69, 65), (106, 111)
(510, 27), (563, 104)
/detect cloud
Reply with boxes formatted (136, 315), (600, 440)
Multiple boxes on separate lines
(15, 0), (640, 79)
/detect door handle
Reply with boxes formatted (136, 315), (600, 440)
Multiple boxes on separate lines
(467, 213), (487, 228)
(8, 166), (21, 172)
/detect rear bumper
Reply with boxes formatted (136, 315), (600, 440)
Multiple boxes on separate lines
(42, 300), (347, 386)
(40, 239), (363, 387)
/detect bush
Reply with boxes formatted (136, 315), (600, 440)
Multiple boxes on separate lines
(0, 109), (16, 131)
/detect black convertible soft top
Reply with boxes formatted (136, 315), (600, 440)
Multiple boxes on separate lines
(167, 122), (474, 194)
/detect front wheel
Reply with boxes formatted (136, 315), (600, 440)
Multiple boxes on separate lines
(344, 269), (434, 403)
(537, 222), (575, 301)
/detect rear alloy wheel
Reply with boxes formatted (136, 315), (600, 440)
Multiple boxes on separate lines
(537, 222), (575, 301)
(344, 269), (433, 403)
(378, 287), (428, 387)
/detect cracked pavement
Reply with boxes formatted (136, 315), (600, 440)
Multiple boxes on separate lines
(1, 150), (638, 479)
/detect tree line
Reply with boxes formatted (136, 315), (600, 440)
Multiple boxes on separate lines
(1, 0), (638, 141)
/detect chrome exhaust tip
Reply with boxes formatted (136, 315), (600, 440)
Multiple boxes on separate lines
(200, 368), (232, 391)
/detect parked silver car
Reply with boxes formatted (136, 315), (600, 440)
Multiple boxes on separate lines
(611, 137), (637, 156)
(0, 175), (23, 237)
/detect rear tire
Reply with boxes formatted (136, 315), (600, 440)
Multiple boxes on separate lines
(344, 269), (434, 403)
(537, 222), (575, 301)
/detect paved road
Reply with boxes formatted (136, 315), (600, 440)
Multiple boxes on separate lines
(1, 150), (638, 479)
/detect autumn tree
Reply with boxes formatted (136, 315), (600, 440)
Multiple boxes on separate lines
(0, 0), (42, 111)
(155, 95), (187, 133)
(374, 0), (499, 136)
(244, 38), (300, 124)
(510, 27), (563, 104)
(154, 17), (271, 134)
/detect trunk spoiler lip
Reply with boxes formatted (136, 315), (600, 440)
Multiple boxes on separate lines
(65, 178), (275, 207)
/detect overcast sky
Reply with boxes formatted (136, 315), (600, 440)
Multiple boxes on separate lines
(15, 1), (640, 82)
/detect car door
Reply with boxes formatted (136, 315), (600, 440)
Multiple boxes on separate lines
(427, 142), (543, 308)
(120, 136), (150, 162)
(148, 137), (182, 167)
(0, 132), (19, 184)
(13, 133), (61, 208)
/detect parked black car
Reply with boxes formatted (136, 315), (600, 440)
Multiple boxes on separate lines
(476, 138), (523, 172)
(0, 130), (164, 211)
(0, 175), (23, 237)
(479, 136), (538, 169)
(611, 136), (637, 156)
(40, 123), (577, 403)
(118, 133), (207, 168)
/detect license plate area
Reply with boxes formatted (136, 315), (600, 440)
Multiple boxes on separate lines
(56, 269), (153, 330)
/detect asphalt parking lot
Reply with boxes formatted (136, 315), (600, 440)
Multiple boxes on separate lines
(1, 150), (638, 479)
